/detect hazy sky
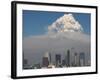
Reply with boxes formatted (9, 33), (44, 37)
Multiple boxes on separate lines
(22, 10), (91, 66)
(23, 10), (91, 37)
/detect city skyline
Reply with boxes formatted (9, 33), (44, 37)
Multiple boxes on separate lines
(23, 10), (91, 69)
(23, 48), (90, 69)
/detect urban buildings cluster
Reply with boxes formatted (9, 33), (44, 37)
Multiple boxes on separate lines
(23, 49), (90, 69)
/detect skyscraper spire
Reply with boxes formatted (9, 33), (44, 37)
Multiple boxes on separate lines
(49, 52), (51, 64)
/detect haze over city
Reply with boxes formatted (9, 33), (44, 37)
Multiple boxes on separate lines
(23, 10), (91, 69)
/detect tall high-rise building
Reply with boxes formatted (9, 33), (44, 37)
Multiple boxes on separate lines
(23, 59), (28, 66)
(23, 52), (30, 69)
(74, 52), (79, 66)
(49, 52), (52, 64)
(23, 59), (28, 68)
(66, 49), (70, 67)
(79, 52), (85, 66)
(55, 54), (61, 67)
(42, 52), (49, 67)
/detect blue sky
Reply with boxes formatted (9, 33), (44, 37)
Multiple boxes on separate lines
(23, 10), (91, 37)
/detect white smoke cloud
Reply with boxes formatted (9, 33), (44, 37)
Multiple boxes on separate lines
(48, 14), (83, 34)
